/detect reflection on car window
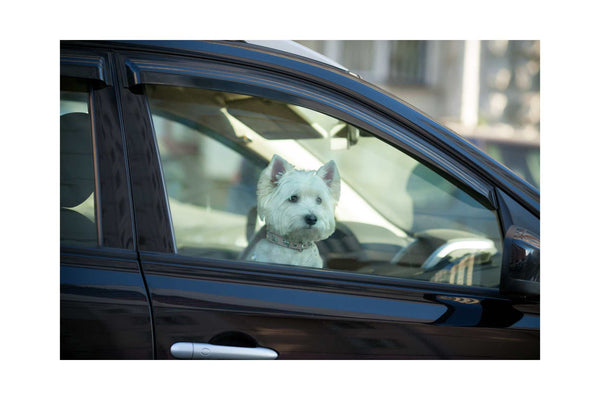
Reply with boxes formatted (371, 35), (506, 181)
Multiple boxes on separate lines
(60, 90), (98, 247)
(147, 85), (503, 288)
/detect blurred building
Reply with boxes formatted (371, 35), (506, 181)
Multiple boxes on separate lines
(297, 40), (540, 188)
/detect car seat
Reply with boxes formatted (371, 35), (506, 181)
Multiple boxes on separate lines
(60, 112), (98, 246)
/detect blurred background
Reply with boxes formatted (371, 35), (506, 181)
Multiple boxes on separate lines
(296, 40), (540, 189)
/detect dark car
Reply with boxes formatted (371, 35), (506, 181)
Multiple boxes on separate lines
(60, 40), (540, 359)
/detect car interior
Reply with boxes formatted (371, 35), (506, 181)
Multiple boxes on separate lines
(144, 84), (504, 288)
(60, 111), (97, 247)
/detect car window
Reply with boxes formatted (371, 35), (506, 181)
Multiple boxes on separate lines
(146, 85), (503, 288)
(60, 90), (98, 247)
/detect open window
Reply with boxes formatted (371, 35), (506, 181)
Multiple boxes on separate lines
(146, 84), (504, 288)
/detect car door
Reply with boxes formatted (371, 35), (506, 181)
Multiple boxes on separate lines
(60, 46), (154, 359)
(114, 42), (539, 359)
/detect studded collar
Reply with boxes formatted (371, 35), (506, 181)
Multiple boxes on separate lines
(265, 231), (313, 252)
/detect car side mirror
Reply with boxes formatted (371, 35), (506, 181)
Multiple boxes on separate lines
(500, 225), (540, 297)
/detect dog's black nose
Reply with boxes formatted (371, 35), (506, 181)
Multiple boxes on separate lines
(305, 214), (317, 226)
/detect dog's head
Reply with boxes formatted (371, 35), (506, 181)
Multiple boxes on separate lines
(257, 154), (340, 243)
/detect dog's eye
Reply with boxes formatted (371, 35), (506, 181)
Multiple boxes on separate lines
(289, 195), (298, 203)
(316, 197), (322, 204)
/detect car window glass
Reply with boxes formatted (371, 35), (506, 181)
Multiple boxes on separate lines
(147, 85), (503, 288)
(60, 90), (98, 247)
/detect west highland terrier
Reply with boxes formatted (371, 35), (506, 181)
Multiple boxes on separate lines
(246, 154), (340, 268)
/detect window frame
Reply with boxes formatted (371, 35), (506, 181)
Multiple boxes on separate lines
(121, 51), (497, 207)
(60, 47), (136, 250)
(115, 48), (508, 297)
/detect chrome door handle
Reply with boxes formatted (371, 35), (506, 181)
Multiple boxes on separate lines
(170, 342), (278, 360)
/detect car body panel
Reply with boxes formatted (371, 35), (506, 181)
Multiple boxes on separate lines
(60, 248), (154, 359)
(60, 49), (154, 359)
(141, 252), (538, 359)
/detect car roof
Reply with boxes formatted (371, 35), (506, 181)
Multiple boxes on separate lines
(242, 40), (349, 71)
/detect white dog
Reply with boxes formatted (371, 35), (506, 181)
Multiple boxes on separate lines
(246, 154), (340, 268)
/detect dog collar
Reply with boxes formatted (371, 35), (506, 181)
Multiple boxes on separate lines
(266, 231), (313, 252)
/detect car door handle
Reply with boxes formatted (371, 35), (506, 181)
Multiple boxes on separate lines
(170, 342), (278, 360)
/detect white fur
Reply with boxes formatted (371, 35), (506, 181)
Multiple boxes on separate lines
(247, 154), (340, 268)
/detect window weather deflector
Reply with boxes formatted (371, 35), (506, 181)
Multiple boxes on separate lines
(122, 54), (496, 210)
(61, 54), (111, 88)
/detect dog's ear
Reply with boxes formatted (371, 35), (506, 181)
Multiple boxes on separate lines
(269, 154), (293, 185)
(317, 160), (341, 203)
(257, 154), (294, 220)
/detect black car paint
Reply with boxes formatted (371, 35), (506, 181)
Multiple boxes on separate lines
(60, 40), (540, 359)
(137, 253), (538, 359)
(60, 248), (153, 359)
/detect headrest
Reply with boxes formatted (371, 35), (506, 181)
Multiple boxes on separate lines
(61, 112), (95, 208)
